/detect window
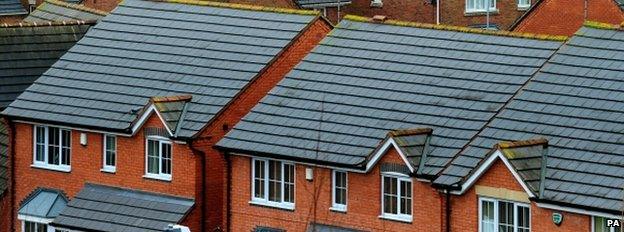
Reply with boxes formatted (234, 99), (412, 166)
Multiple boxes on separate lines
(102, 134), (116, 172)
(145, 137), (172, 180)
(331, 170), (347, 211)
(33, 125), (71, 171)
(517, 0), (530, 8)
(251, 158), (295, 209)
(594, 216), (622, 232)
(479, 198), (530, 232)
(381, 174), (412, 222)
(24, 221), (47, 232)
(466, 0), (496, 12)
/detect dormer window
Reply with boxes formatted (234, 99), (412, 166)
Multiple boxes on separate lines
(33, 125), (71, 172)
(144, 136), (172, 181)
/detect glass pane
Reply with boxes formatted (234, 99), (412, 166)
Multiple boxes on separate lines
(147, 140), (159, 174)
(61, 130), (70, 165)
(334, 171), (346, 205)
(400, 180), (412, 215)
(35, 127), (46, 162)
(105, 135), (116, 166)
(517, 205), (530, 231)
(498, 201), (514, 232)
(161, 143), (172, 174)
(48, 127), (60, 165)
(284, 164), (294, 203)
(254, 160), (265, 198)
(37, 223), (47, 232)
(268, 160), (282, 202)
(25, 221), (34, 232)
(481, 201), (495, 232)
(383, 176), (397, 214)
(594, 217), (608, 232)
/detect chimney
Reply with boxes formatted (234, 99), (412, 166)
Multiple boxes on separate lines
(372, 15), (387, 23)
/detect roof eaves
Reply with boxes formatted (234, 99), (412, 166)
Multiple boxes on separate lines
(44, 0), (108, 16)
(342, 14), (569, 42)
(155, 0), (319, 15)
(0, 20), (97, 28)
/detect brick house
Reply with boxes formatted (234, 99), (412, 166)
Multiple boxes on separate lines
(510, 0), (624, 36)
(0, 20), (93, 232)
(0, 0), (331, 231)
(215, 16), (572, 231)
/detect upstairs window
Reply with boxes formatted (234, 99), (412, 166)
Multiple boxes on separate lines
(594, 216), (622, 232)
(517, 0), (530, 8)
(251, 158), (295, 209)
(145, 137), (172, 181)
(24, 221), (47, 232)
(102, 134), (117, 172)
(331, 170), (347, 211)
(381, 173), (412, 222)
(33, 125), (71, 171)
(479, 198), (530, 232)
(466, 0), (496, 12)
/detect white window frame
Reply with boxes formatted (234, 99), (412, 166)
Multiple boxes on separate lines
(18, 214), (60, 232)
(32, 125), (71, 172)
(379, 172), (413, 223)
(517, 0), (530, 8)
(592, 216), (622, 232)
(143, 136), (172, 181)
(478, 197), (531, 232)
(466, 0), (496, 13)
(250, 158), (295, 210)
(330, 170), (348, 212)
(101, 134), (117, 173)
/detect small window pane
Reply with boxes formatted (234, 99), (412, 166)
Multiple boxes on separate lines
(37, 223), (47, 232)
(383, 176), (398, 214)
(268, 160), (282, 202)
(48, 127), (60, 165)
(253, 160), (266, 198)
(35, 126), (45, 162)
(400, 180), (412, 215)
(284, 163), (294, 203)
(517, 205), (530, 232)
(161, 143), (172, 175)
(147, 140), (159, 174)
(61, 129), (71, 165)
(481, 200), (495, 232)
(498, 201), (514, 232)
(105, 135), (116, 167)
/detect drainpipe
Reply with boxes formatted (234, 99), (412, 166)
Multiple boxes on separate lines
(225, 153), (232, 232)
(6, 118), (16, 232)
(436, 0), (440, 24)
(445, 189), (451, 232)
(188, 140), (206, 232)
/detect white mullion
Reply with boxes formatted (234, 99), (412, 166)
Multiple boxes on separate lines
(280, 162), (285, 203)
(494, 199), (499, 232)
(397, 178), (402, 216)
(158, 141), (163, 175)
(264, 160), (269, 202)
(513, 203), (518, 232)
(44, 126), (49, 164)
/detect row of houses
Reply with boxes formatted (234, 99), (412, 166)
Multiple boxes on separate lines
(1, 0), (623, 35)
(0, 0), (623, 231)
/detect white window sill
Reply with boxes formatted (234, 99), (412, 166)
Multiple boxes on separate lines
(143, 174), (171, 181)
(101, 167), (116, 173)
(329, 206), (347, 213)
(31, 164), (71, 173)
(517, 5), (530, 10)
(379, 214), (413, 223)
(249, 199), (294, 211)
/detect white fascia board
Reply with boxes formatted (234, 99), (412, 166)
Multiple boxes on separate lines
(365, 138), (415, 173)
(130, 104), (174, 137)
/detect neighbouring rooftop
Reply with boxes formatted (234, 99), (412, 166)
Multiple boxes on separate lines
(23, 0), (107, 23)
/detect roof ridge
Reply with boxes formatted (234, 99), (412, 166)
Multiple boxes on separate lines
(342, 14), (568, 42)
(582, 20), (624, 31)
(497, 138), (548, 149)
(0, 20), (97, 28)
(153, 0), (319, 15)
(388, 128), (432, 137)
(44, 0), (108, 16)
(151, 95), (192, 103)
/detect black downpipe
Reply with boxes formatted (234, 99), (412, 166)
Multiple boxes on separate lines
(225, 153), (232, 232)
(445, 189), (451, 232)
(189, 140), (206, 232)
(7, 118), (15, 232)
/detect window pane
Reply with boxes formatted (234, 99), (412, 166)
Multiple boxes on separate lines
(253, 160), (265, 198)
(35, 126), (46, 162)
(481, 200), (495, 232)
(334, 171), (346, 205)
(517, 205), (530, 232)
(383, 176), (397, 214)
(61, 130), (71, 165)
(268, 160), (282, 202)
(400, 180), (412, 215)
(48, 127), (60, 165)
(37, 223), (47, 232)
(161, 143), (172, 175)
(105, 135), (116, 166)
(594, 217), (608, 232)
(284, 163), (294, 203)
(498, 201), (514, 232)
(25, 221), (34, 232)
(147, 140), (159, 174)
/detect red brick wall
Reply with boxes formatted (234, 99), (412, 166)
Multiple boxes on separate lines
(229, 147), (445, 232)
(450, 159), (591, 232)
(0, 15), (26, 24)
(190, 17), (332, 231)
(341, 0), (436, 24)
(82, 0), (121, 12)
(11, 114), (200, 231)
(224, 0), (298, 8)
(513, 0), (624, 36)
(0, 195), (9, 232)
(441, 0), (528, 29)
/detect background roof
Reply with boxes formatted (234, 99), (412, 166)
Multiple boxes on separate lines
(2, 0), (318, 138)
(52, 183), (194, 232)
(436, 25), (624, 214)
(217, 18), (563, 174)
(23, 0), (106, 23)
(0, 0), (27, 16)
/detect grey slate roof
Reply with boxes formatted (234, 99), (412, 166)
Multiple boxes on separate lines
(498, 139), (548, 195)
(18, 188), (68, 219)
(51, 183), (194, 232)
(216, 18), (563, 174)
(2, 0), (319, 138)
(436, 26), (624, 214)
(23, 0), (106, 23)
(295, 0), (351, 8)
(0, 22), (92, 109)
(0, 120), (7, 196)
(0, 0), (26, 16)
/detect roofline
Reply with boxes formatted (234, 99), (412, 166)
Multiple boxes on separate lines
(508, 0), (545, 31)
(534, 199), (623, 218)
(43, 0), (108, 16)
(214, 145), (367, 172)
(154, 0), (319, 15)
(0, 11), (28, 16)
(342, 14), (569, 42)
(496, 138), (548, 149)
(191, 14), (332, 139)
(0, 20), (97, 28)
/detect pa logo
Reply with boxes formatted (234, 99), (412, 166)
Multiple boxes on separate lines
(607, 219), (621, 228)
